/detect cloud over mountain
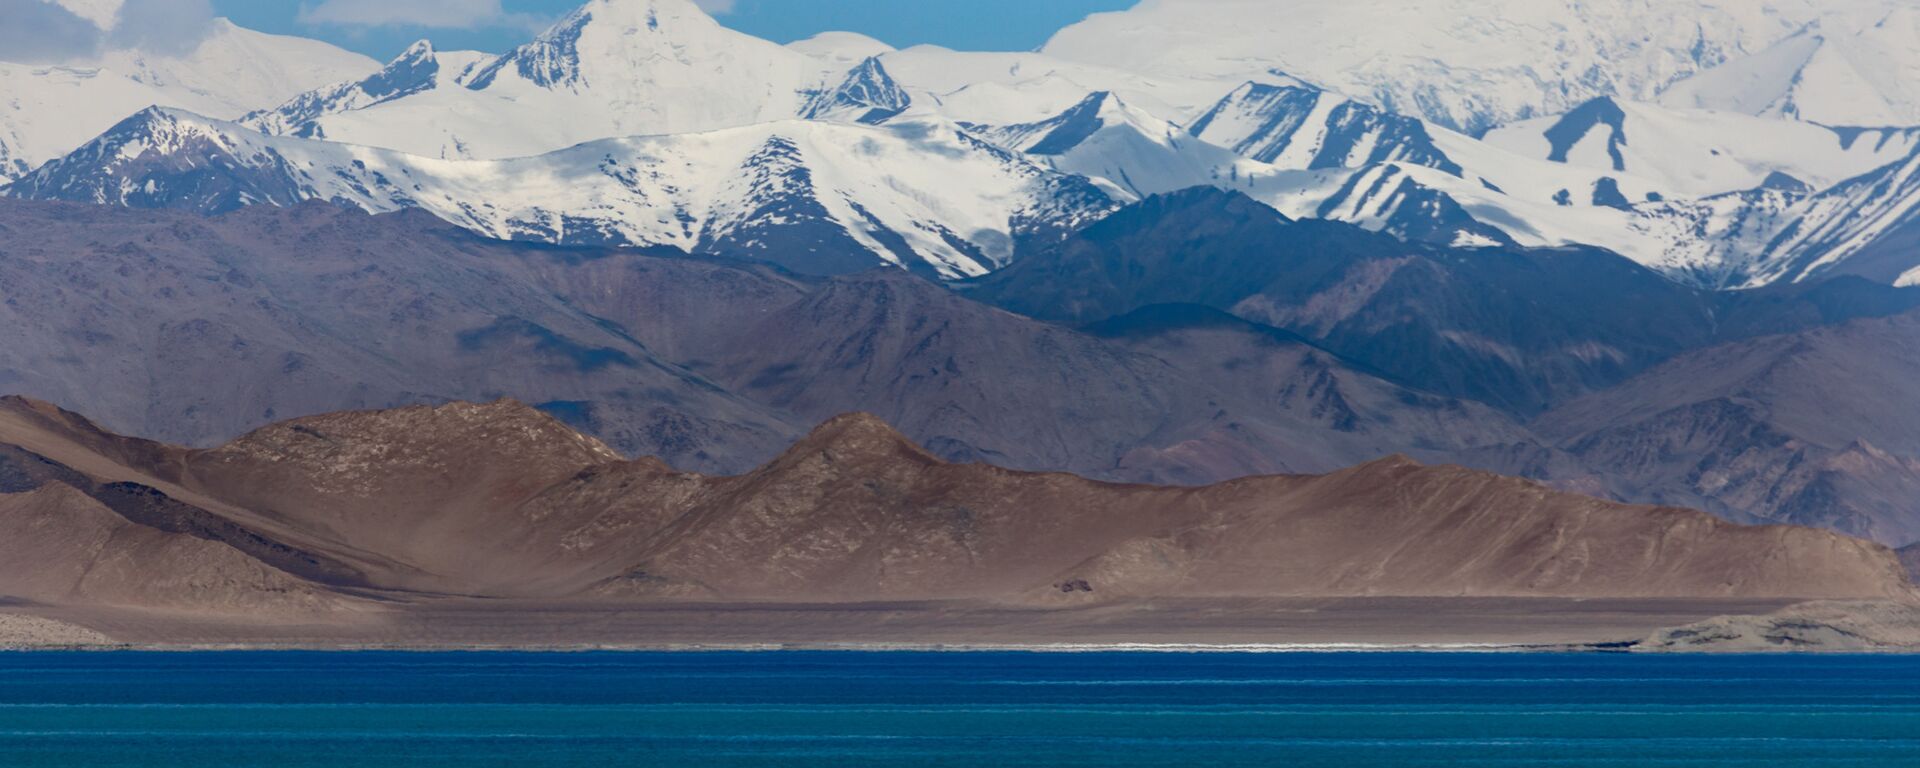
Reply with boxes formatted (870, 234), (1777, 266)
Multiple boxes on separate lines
(298, 0), (548, 30)
(0, 0), (105, 62)
(0, 0), (215, 62)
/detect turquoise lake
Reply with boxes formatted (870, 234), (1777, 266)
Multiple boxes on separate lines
(1, 651), (1917, 766)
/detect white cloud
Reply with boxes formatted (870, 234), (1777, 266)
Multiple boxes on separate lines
(109, 0), (216, 55)
(0, 0), (215, 63)
(0, 0), (101, 63)
(299, 0), (544, 30)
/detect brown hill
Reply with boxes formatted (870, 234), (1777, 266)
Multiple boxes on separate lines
(0, 396), (1908, 614)
(0, 483), (338, 613)
(605, 415), (1910, 602)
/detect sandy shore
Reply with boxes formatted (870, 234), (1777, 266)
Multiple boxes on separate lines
(3, 596), (1851, 652)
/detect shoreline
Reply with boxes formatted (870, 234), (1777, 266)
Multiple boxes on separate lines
(0, 640), (1585, 654)
(7, 642), (1919, 654)
(10, 596), (1919, 654)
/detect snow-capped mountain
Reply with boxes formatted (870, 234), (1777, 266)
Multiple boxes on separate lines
(1484, 97), (1920, 198)
(0, 16), (375, 182)
(877, 46), (1237, 125)
(1659, 9), (1920, 127)
(89, 19), (379, 118)
(1186, 81), (1462, 175)
(797, 57), (913, 125)
(0, 63), (181, 182)
(4, 108), (1115, 278)
(1258, 164), (1514, 248)
(245, 0), (839, 160)
(1751, 147), (1920, 287)
(9, 0), (1919, 292)
(1039, 0), (1905, 135)
(244, 42), (493, 139)
(963, 92), (1264, 198)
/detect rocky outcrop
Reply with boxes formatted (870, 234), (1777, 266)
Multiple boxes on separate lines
(1642, 601), (1920, 652)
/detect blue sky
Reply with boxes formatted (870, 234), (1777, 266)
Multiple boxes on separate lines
(214, 0), (1139, 61)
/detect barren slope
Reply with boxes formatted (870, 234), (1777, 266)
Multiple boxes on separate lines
(4, 397), (1903, 608)
(1538, 310), (1920, 545)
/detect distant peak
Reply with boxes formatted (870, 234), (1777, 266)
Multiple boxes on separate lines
(1023, 91), (1119, 155)
(780, 413), (935, 464)
(1229, 79), (1317, 100)
(1070, 90), (1116, 110)
(358, 40), (442, 100)
(1360, 453), (1424, 471)
(468, 0), (730, 90)
(0, 396), (127, 449)
(1124, 186), (1288, 222)
(231, 399), (626, 464)
(571, 0), (722, 28)
(0, 394), (63, 418)
(397, 39), (435, 61)
(800, 56), (911, 124)
(100, 106), (224, 139)
(1319, 453), (1453, 485)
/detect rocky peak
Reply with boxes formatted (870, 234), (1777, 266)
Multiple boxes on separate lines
(468, 0), (773, 91)
(213, 399), (626, 477)
(799, 56), (911, 125)
(772, 412), (937, 468)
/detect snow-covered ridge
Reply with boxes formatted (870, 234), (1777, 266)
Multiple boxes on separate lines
(242, 0), (839, 160)
(1660, 9), (1920, 127)
(962, 91), (1266, 199)
(798, 58), (913, 125)
(1041, 0), (1918, 135)
(11, 0), (1920, 290)
(1754, 146), (1920, 286)
(1187, 81), (1461, 175)
(244, 42), (492, 139)
(3, 107), (1116, 279)
(0, 17), (376, 183)
(1486, 97), (1920, 198)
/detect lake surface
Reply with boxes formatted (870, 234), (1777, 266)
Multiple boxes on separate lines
(1, 651), (1917, 766)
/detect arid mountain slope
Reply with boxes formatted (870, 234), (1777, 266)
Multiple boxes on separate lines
(3, 196), (1916, 534)
(0, 198), (800, 472)
(1538, 310), (1920, 546)
(0, 403), (357, 613)
(1079, 303), (1593, 487)
(0, 198), (1565, 486)
(0, 397), (425, 596)
(606, 414), (1911, 602)
(673, 270), (1555, 484)
(0, 397), (1907, 607)
(968, 188), (1920, 416)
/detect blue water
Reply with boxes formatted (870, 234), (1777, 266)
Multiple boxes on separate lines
(1, 652), (1918, 766)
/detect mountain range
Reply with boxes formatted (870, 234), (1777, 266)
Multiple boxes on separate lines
(3, 191), (1919, 548)
(4, 0), (1920, 289)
